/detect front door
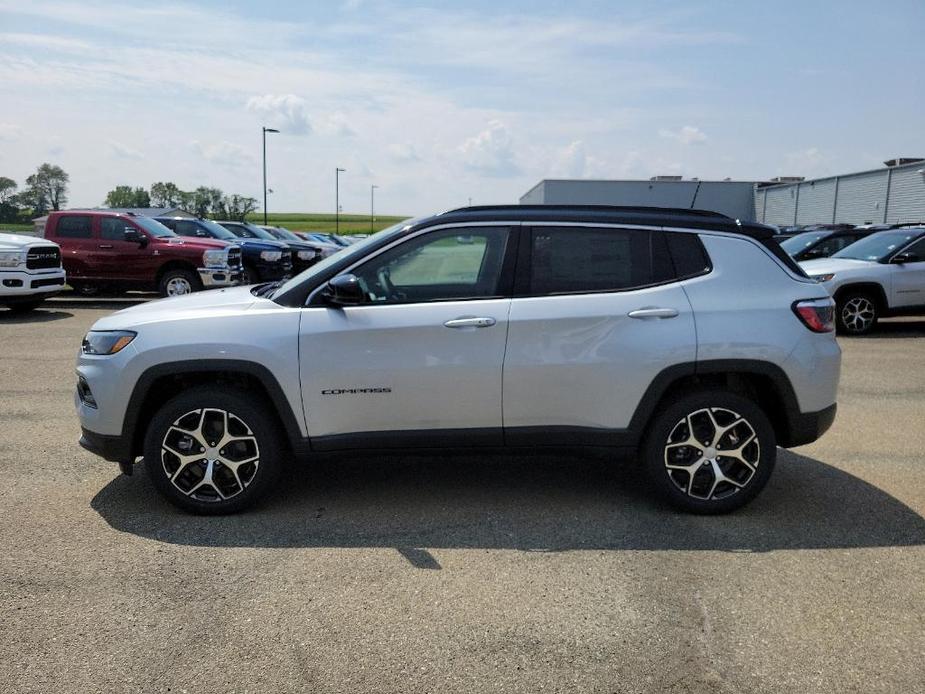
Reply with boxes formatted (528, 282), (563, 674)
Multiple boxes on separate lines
(890, 236), (925, 309)
(91, 217), (160, 284)
(299, 225), (514, 449)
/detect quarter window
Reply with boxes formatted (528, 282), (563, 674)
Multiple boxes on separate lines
(55, 215), (92, 239)
(529, 227), (675, 295)
(352, 227), (509, 303)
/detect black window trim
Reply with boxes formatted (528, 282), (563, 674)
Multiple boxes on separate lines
(304, 221), (520, 308)
(514, 223), (714, 299)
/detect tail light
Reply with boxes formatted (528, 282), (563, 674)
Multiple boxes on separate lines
(793, 298), (835, 333)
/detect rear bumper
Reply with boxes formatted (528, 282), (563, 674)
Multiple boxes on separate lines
(782, 403), (837, 448)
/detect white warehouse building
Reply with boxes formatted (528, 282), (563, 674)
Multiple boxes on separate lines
(521, 158), (925, 227)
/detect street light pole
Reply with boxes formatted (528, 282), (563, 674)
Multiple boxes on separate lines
(370, 184), (379, 233)
(261, 127), (279, 225)
(335, 167), (346, 235)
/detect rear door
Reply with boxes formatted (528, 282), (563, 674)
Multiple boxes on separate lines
(50, 214), (95, 280)
(503, 225), (697, 443)
(299, 224), (515, 447)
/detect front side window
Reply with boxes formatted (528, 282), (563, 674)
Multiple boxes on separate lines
(55, 215), (92, 239)
(352, 227), (509, 304)
(529, 227), (673, 295)
(101, 217), (131, 241)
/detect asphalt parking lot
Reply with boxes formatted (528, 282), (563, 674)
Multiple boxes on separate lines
(1, 304), (923, 694)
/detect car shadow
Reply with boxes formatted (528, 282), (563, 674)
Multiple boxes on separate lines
(91, 449), (925, 555)
(865, 317), (925, 338)
(0, 308), (73, 323)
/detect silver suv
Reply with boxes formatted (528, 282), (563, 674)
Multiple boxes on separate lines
(75, 206), (841, 514)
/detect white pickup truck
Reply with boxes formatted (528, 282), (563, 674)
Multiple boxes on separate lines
(0, 232), (67, 312)
(800, 227), (925, 334)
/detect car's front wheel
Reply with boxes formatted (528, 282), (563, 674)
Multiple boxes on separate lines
(143, 387), (283, 514)
(642, 390), (776, 514)
(836, 291), (878, 335)
(158, 268), (202, 297)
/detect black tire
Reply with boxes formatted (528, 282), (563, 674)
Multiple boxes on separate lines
(158, 268), (202, 297)
(7, 299), (44, 313)
(143, 387), (283, 514)
(641, 390), (776, 514)
(244, 266), (261, 284)
(835, 290), (878, 335)
(71, 282), (100, 296)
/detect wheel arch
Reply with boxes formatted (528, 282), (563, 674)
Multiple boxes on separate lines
(629, 360), (806, 448)
(123, 360), (308, 460)
(832, 282), (888, 311)
(155, 260), (199, 284)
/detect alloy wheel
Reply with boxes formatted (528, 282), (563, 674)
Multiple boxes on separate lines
(663, 407), (760, 501)
(841, 297), (875, 333)
(165, 276), (193, 296)
(161, 408), (260, 502)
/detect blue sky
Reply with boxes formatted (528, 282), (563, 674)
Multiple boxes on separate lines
(0, 0), (922, 215)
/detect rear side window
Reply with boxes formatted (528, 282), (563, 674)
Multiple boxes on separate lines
(529, 227), (674, 294)
(666, 233), (712, 279)
(175, 221), (204, 237)
(54, 215), (92, 239)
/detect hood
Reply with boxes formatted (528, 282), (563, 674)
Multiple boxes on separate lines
(150, 235), (232, 251)
(799, 257), (877, 275)
(0, 232), (58, 251)
(91, 285), (270, 330)
(235, 238), (289, 251)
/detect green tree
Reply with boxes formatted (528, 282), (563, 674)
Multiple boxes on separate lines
(224, 194), (259, 221)
(190, 187), (212, 217)
(23, 163), (69, 214)
(0, 176), (19, 223)
(104, 185), (151, 208)
(149, 181), (183, 208)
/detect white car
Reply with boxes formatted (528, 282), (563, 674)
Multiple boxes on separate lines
(800, 227), (925, 334)
(0, 232), (66, 312)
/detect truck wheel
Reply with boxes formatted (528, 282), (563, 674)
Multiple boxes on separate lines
(72, 283), (100, 296)
(641, 390), (776, 514)
(143, 387), (283, 514)
(836, 291), (878, 335)
(158, 268), (201, 297)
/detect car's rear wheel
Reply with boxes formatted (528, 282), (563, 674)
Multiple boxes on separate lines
(836, 291), (878, 335)
(158, 268), (201, 297)
(642, 390), (776, 514)
(143, 387), (283, 514)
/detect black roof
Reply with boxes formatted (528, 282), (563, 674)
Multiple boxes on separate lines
(411, 205), (775, 239)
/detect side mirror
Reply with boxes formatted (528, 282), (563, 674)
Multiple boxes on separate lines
(322, 274), (364, 306)
(892, 251), (919, 264)
(123, 228), (147, 247)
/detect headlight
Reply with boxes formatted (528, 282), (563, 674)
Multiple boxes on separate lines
(297, 250), (317, 261)
(0, 250), (25, 268)
(811, 273), (835, 282)
(81, 330), (137, 355)
(202, 249), (226, 268)
(260, 251), (283, 262)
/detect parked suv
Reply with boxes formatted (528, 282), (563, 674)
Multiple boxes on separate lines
(800, 227), (925, 334)
(42, 211), (243, 297)
(156, 217), (292, 284)
(0, 232), (66, 312)
(76, 205), (840, 515)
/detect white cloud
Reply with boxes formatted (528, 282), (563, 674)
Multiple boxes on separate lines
(387, 143), (421, 163)
(246, 94), (312, 135)
(659, 126), (707, 145)
(107, 140), (143, 160)
(458, 120), (520, 177)
(191, 140), (256, 169)
(0, 122), (22, 141)
(316, 112), (356, 138)
(549, 140), (613, 179)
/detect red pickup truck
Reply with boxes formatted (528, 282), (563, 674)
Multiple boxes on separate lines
(41, 211), (242, 297)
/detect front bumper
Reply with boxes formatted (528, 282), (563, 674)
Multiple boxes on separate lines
(1, 268), (66, 299)
(251, 259), (292, 281)
(198, 267), (243, 287)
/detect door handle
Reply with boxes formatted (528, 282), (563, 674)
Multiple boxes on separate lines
(627, 307), (679, 319)
(98, 244), (114, 249)
(444, 317), (496, 329)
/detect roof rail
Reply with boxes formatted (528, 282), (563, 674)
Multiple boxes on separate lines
(445, 204), (732, 219)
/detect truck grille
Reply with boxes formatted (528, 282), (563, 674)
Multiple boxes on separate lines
(227, 247), (242, 269)
(26, 246), (61, 270)
(282, 250), (292, 270)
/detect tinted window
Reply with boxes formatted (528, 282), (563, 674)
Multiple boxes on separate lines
(530, 227), (673, 294)
(175, 221), (206, 237)
(353, 227), (509, 303)
(55, 215), (92, 239)
(899, 236), (925, 260)
(666, 233), (711, 278)
(833, 231), (921, 261)
(100, 217), (131, 241)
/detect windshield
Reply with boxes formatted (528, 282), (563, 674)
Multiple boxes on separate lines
(832, 231), (920, 261)
(200, 219), (237, 240)
(224, 223), (278, 241)
(780, 231), (827, 254)
(270, 220), (415, 300)
(135, 217), (175, 238)
(265, 226), (302, 242)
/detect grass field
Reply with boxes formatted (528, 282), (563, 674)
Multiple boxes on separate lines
(1, 212), (411, 237)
